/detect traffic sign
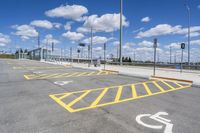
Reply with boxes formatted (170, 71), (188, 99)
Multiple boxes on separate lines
(181, 43), (185, 49)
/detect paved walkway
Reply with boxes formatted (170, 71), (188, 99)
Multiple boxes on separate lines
(44, 61), (200, 86)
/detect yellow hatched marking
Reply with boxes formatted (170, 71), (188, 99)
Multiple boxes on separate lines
(63, 72), (80, 77)
(49, 95), (74, 112)
(161, 80), (176, 90)
(68, 90), (92, 107)
(49, 80), (191, 113)
(96, 71), (103, 75)
(24, 75), (30, 80)
(76, 72), (89, 77)
(86, 71), (97, 76)
(152, 81), (165, 92)
(143, 83), (153, 95)
(38, 73), (61, 79)
(53, 73), (69, 78)
(58, 93), (72, 100)
(90, 88), (109, 107)
(173, 82), (183, 87)
(131, 84), (137, 98)
(114, 86), (123, 102)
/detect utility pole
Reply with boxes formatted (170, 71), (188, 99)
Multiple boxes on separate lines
(88, 45), (90, 67)
(153, 38), (157, 76)
(185, 4), (191, 66)
(90, 27), (93, 65)
(170, 46), (172, 64)
(38, 32), (40, 48)
(104, 43), (106, 70)
(174, 51), (177, 64)
(70, 47), (73, 65)
(119, 0), (123, 65)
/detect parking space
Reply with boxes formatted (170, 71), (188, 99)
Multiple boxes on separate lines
(1, 59), (200, 133)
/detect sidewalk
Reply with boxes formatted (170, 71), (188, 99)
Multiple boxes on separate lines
(44, 61), (200, 87)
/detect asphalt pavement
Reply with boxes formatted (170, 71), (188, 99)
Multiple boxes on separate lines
(0, 59), (199, 133)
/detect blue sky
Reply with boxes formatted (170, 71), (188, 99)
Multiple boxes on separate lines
(0, 0), (200, 62)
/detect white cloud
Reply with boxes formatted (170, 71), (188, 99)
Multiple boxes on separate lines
(185, 32), (200, 38)
(165, 42), (181, 49)
(12, 24), (38, 40)
(191, 39), (200, 45)
(93, 47), (103, 51)
(53, 23), (62, 29)
(45, 4), (88, 21)
(138, 40), (153, 47)
(42, 34), (60, 44)
(0, 33), (11, 46)
(30, 20), (53, 29)
(133, 27), (144, 33)
(198, 5), (200, 9)
(136, 24), (200, 38)
(82, 36), (108, 44)
(62, 31), (84, 41)
(141, 17), (151, 22)
(112, 41), (120, 46)
(64, 22), (73, 30)
(77, 13), (129, 33)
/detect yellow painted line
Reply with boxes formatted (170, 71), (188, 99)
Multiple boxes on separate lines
(53, 73), (69, 78)
(131, 84), (137, 98)
(152, 81), (165, 92)
(24, 75), (30, 80)
(64, 72), (80, 77)
(90, 88), (109, 107)
(58, 93), (72, 100)
(67, 90), (92, 107)
(114, 86), (123, 102)
(37, 73), (62, 79)
(96, 71), (103, 75)
(86, 71), (97, 76)
(161, 80), (176, 90)
(49, 95), (74, 112)
(76, 72), (89, 77)
(173, 82), (183, 87)
(143, 83), (153, 95)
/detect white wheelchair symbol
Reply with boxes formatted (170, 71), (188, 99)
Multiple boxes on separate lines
(136, 112), (173, 133)
(54, 81), (73, 86)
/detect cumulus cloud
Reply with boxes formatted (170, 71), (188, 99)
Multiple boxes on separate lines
(82, 36), (108, 44)
(0, 33), (11, 46)
(12, 24), (38, 40)
(138, 40), (153, 47)
(64, 22), (73, 30)
(136, 24), (200, 38)
(141, 17), (151, 22)
(42, 34), (60, 44)
(53, 23), (62, 29)
(45, 4), (88, 21)
(191, 39), (200, 45)
(164, 42), (181, 49)
(62, 31), (84, 41)
(30, 20), (53, 29)
(77, 13), (129, 33)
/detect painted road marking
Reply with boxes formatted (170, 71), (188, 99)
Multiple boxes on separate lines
(54, 81), (73, 86)
(49, 80), (191, 113)
(136, 112), (173, 133)
(24, 70), (117, 80)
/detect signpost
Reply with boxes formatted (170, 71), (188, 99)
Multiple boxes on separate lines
(180, 43), (185, 73)
(153, 38), (157, 76)
(77, 49), (80, 63)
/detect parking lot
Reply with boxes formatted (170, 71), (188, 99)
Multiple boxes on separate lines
(0, 59), (200, 133)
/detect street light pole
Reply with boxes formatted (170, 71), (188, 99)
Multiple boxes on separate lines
(90, 27), (93, 65)
(119, 0), (123, 65)
(185, 4), (191, 66)
(170, 46), (172, 64)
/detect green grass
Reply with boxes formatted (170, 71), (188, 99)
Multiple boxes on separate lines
(0, 54), (15, 59)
